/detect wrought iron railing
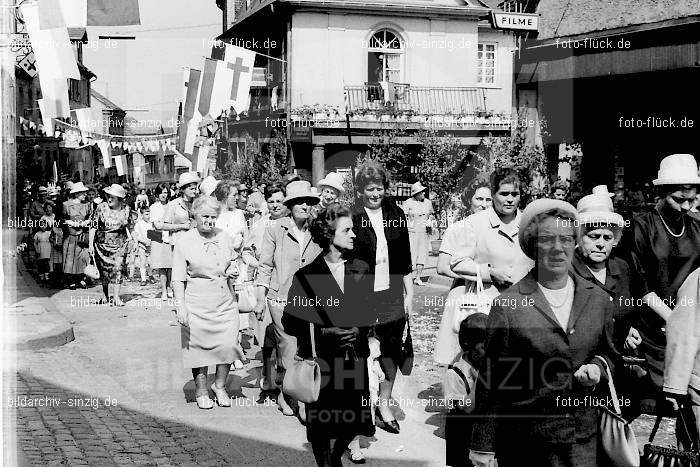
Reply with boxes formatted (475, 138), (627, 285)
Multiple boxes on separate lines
(344, 84), (487, 115)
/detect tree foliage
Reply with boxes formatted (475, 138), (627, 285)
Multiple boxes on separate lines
(219, 130), (288, 184)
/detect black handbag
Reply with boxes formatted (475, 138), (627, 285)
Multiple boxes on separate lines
(641, 402), (699, 467)
(399, 319), (414, 376)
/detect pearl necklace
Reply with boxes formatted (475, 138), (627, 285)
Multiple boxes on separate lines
(656, 208), (685, 238)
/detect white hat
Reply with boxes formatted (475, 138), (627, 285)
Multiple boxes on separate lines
(653, 154), (700, 186)
(69, 182), (89, 194)
(317, 172), (345, 193)
(410, 182), (428, 197)
(283, 180), (320, 206)
(178, 171), (201, 189)
(591, 185), (614, 198)
(199, 176), (220, 196)
(104, 183), (126, 199)
(576, 188), (624, 228)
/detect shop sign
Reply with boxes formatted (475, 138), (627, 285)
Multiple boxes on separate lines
(291, 126), (311, 142)
(490, 12), (539, 31)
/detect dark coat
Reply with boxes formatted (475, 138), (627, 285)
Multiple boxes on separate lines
(282, 254), (375, 441)
(348, 199), (412, 324)
(470, 271), (621, 453)
(571, 248), (636, 343)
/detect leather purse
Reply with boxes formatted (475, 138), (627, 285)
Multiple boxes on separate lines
(642, 403), (699, 467)
(595, 355), (641, 467)
(234, 263), (257, 313)
(399, 319), (414, 376)
(283, 322), (321, 404)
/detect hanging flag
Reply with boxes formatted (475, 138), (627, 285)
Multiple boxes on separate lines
(73, 108), (95, 134)
(41, 78), (71, 118)
(178, 68), (202, 154)
(21, 4), (80, 80)
(192, 146), (210, 175)
(97, 139), (111, 168)
(60, 0), (88, 28)
(87, 0), (140, 26)
(198, 57), (232, 121)
(220, 43), (256, 114)
(38, 0), (66, 29)
(37, 99), (54, 135)
(114, 153), (125, 176)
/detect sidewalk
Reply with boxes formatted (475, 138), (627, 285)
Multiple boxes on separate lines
(3, 250), (75, 351)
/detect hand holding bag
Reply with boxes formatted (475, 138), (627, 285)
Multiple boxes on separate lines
(283, 322), (321, 403)
(641, 401), (699, 467)
(595, 355), (640, 467)
(84, 252), (100, 280)
(234, 263), (258, 313)
(452, 268), (491, 333)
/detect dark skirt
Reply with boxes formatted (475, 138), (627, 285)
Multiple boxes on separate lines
(497, 433), (603, 467)
(306, 354), (375, 442)
(62, 234), (87, 275)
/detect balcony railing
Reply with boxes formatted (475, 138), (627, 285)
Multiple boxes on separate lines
(345, 84), (487, 116)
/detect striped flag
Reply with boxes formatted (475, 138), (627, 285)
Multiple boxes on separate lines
(39, 0), (140, 28)
(198, 58), (232, 121)
(177, 68), (202, 154)
(96, 139), (111, 168)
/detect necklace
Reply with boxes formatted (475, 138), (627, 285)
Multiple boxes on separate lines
(540, 280), (572, 308)
(656, 208), (685, 238)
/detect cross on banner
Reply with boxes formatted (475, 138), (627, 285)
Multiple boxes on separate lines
(227, 57), (250, 101)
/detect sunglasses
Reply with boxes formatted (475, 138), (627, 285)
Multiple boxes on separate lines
(497, 191), (520, 197)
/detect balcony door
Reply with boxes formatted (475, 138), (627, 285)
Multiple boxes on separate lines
(367, 29), (403, 84)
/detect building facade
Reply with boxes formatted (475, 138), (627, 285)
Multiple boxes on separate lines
(216, 0), (515, 184)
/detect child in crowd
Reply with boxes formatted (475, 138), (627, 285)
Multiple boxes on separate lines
(33, 221), (53, 283)
(444, 313), (487, 467)
(44, 203), (64, 285)
(133, 206), (152, 286)
(347, 335), (385, 463)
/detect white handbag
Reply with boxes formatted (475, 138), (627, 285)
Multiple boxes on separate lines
(452, 268), (491, 332)
(234, 263), (257, 313)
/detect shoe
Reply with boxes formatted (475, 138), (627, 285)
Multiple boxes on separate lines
(233, 359), (244, 370)
(210, 384), (231, 407)
(347, 448), (366, 464)
(277, 394), (294, 416)
(259, 376), (272, 391)
(167, 289), (173, 299)
(68, 283), (77, 290)
(298, 401), (306, 424)
(196, 394), (214, 409)
(375, 409), (400, 434)
(140, 281), (147, 286)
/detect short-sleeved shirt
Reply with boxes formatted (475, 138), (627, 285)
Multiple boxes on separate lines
(402, 198), (433, 233)
(164, 198), (193, 247)
(440, 207), (534, 291)
(149, 202), (170, 243)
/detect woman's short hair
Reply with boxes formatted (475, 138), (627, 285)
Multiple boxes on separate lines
(461, 182), (491, 208)
(520, 208), (577, 259)
(309, 202), (352, 252)
(212, 180), (237, 203)
(154, 185), (170, 201)
(490, 167), (521, 194)
(192, 195), (221, 216)
(355, 160), (389, 191)
(265, 182), (285, 200)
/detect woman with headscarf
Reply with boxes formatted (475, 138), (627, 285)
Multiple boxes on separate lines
(469, 199), (620, 467)
(254, 180), (323, 416)
(621, 154), (700, 416)
(349, 160), (413, 434)
(173, 196), (243, 409)
(62, 182), (92, 289)
(88, 184), (131, 306)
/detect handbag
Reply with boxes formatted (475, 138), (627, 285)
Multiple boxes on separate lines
(84, 252), (100, 280)
(234, 264), (257, 313)
(595, 355), (640, 467)
(452, 268), (491, 333)
(283, 321), (321, 404)
(399, 319), (414, 376)
(641, 402), (699, 467)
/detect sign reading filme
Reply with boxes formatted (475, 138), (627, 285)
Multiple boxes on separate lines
(490, 11), (539, 31)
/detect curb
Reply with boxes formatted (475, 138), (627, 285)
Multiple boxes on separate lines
(11, 259), (75, 351)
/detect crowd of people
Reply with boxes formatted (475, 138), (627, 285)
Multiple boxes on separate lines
(18, 152), (700, 466)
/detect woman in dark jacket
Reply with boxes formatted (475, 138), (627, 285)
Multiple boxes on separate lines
(346, 160), (414, 434)
(282, 203), (375, 467)
(469, 199), (620, 467)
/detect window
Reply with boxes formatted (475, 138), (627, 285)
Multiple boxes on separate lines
(477, 43), (496, 84)
(147, 156), (157, 174)
(164, 155), (174, 174)
(368, 29), (404, 83)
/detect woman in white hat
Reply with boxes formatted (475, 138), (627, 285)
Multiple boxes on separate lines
(88, 184), (132, 306)
(315, 172), (346, 212)
(62, 181), (92, 289)
(254, 180), (323, 416)
(153, 172), (200, 300)
(571, 186), (635, 348)
(403, 181), (434, 286)
(620, 153), (700, 407)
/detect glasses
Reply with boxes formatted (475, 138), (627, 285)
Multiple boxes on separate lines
(537, 235), (576, 248)
(497, 191), (520, 198)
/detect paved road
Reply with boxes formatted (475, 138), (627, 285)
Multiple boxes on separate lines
(7, 272), (675, 465)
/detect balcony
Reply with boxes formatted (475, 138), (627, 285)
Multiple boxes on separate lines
(345, 83), (487, 116)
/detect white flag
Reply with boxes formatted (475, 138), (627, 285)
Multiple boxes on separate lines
(221, 44), (256, 114)
(114, 154), (125, 176)
(37, 99), (54, 135)
(97, 139), (111, 168)
(73, 108), (95, 134)
(194, 146), (210, 175)
(21, 4), (80, 80)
